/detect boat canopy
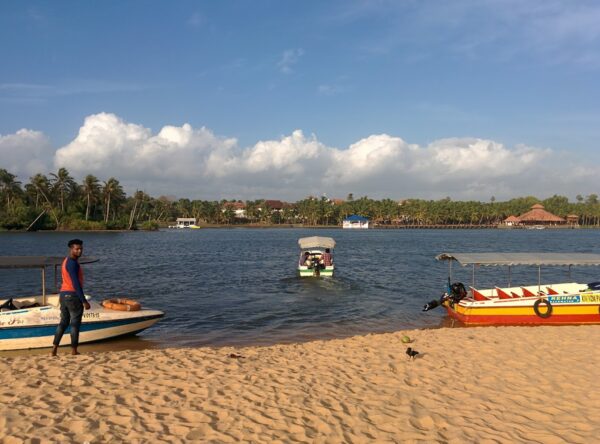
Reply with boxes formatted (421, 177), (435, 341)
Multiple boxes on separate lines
(0, 256), (98, 269)
(436, 253), (600, 267)
(298, 236), (336, 250)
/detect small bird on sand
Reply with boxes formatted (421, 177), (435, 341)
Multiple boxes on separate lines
(406, 347), (419, 360)
(228, 353), (245, 359)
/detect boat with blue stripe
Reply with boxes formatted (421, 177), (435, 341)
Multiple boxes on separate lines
(0, 256), (164, 351)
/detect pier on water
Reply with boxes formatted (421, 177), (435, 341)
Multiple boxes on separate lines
(375, 224), (498, 229)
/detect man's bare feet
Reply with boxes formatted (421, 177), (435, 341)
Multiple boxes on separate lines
(51, 346), (58, 357)
(71, 349), (80, 355)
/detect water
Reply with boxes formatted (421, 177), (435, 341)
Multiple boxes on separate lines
(1, 228), (599, 351)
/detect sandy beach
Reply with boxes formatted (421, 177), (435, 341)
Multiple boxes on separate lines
(1, 325), (599, 443)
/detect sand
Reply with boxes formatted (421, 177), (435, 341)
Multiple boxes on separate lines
(1, 325), (599, 443)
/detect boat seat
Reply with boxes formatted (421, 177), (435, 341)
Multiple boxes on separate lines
(521, 287), (537, 297)
(470, 287), (490, 301)
(495, 287), (513, 300)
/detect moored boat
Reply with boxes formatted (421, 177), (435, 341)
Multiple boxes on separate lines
(423, 253), (600, 325)
(0, 256), (164, 351)
(297, 236), (335, 277)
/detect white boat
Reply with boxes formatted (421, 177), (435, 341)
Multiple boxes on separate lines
(168, 218), (198, 229)
(297, 236), (335, 277)
(0, 256), (164, 351)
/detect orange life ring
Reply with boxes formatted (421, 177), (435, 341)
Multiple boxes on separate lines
(102, 298), (141, 311)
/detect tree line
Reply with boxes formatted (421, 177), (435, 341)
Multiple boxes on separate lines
(1, 167), (600, 230)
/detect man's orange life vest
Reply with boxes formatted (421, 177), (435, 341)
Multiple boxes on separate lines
(60, 257), (84, 293)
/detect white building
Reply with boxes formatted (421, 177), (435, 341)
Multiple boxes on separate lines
(342, 215), (369, 229)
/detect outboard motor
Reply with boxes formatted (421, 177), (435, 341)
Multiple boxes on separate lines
(422, 281), (467, 312)
(422, 299), (441, 311)
(449, 282), (467, 303)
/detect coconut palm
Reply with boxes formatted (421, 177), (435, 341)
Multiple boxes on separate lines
(128, 190), (146, 229)
(81, 175), (101, 221)
(50, 167), (77, 212)
(102, 177), (125, 223)
(0, 169), (22, 212)
(26, 174), (50, 210)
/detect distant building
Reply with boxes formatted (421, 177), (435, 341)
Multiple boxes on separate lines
(503, 215), (520, 226)
(343, 214), (369, 229)
(223, 201), (247, 218)
(566, 214), (579, 226)
(513, 204), (566, 226)
(264, 200), (285, 211)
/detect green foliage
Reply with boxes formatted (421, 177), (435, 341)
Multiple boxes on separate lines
(139, 220), (160, 231)
(2, 167), (600, 229)
(58, 216), (107, 231)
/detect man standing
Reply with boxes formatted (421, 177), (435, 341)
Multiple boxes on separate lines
(51, 239), (91, 356)
(321, 248), (333, 267)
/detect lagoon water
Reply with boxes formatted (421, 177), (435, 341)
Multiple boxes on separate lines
(1, 228), (599, 351)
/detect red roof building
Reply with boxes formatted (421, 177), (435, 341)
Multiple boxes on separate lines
(516, 204), (565, 225)
(503, 215), (520, 225)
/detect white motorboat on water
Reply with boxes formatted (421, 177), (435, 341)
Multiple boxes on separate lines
(297, 236), (335, 277)
(0, 256), (164, 351)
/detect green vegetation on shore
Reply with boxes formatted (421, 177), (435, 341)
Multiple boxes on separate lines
(1, 168), (600, 230)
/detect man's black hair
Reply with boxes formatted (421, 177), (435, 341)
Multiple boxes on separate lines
(68, 239), (83, 247)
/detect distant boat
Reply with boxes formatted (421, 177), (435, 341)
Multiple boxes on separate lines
(297, 236), (335, 277)
(169, 218), (198, 229)
(526, 225), (546, 230)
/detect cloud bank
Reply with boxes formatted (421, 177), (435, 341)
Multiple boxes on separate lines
(2, 112), (597, 201)
(0, 128), (52, 178)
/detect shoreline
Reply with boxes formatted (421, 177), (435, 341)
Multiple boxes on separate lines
(2, 325), (599, 442)
(2, 224), (598, 233)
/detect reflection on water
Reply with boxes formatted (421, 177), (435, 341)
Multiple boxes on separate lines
(1, 228), (600, 355)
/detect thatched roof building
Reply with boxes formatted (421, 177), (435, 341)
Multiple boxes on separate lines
(517, 204), (565, 225)
(504, 215), (520, 225)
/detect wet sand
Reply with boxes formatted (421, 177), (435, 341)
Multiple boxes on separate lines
(1, 325), (599, 443)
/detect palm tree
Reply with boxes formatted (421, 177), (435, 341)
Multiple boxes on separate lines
(102, 177), (124, 223)
(0, 169), (22, 212)
(25, 173), (59, 227)
(128, 190), (146, 229)
(50, 167), (76, 212)
(26, 174), (50, 210)
(81, 175), (101, 221)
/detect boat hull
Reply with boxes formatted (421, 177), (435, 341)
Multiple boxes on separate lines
(0, 298), (164, 351)
(297, 266), (334, 277)
(444, 293), (600, 326)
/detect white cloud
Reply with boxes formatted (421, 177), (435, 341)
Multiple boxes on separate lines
(2, 112), (597, 200)
(0, 128), (51, 178)
(277, 48), (305, 74)
(54, 112), (237, 188)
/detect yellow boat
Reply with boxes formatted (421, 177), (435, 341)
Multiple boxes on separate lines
(423, 253), (600, 325)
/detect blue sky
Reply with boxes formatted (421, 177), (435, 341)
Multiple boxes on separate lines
(1, 1), (600, 200)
